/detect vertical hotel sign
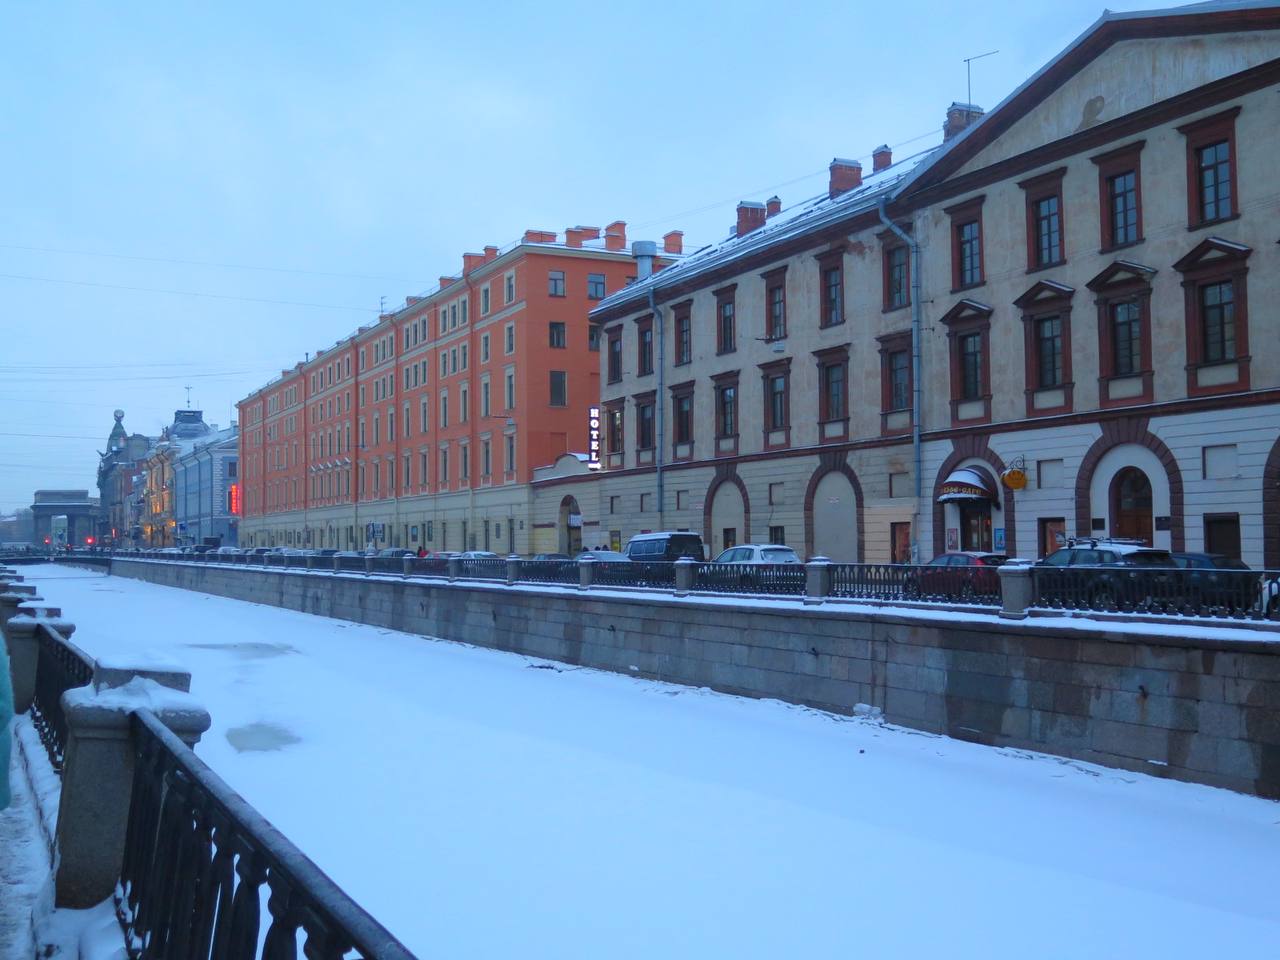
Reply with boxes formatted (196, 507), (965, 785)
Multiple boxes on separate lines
(229, 483), (241, 515)
(587, 405), (601, 470)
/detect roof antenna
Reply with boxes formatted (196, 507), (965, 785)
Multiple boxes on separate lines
(184, 384), (192, 409)
(964, 50), (998, 110)
(379, 295), (386, 315)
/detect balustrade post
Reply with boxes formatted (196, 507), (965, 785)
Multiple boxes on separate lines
(447, 556), (462, 581)
(578, 555), (595, 591)
(673, 557), (696, 597)
(997, 560), (1033, 620)
(333, 554), (342, 573)
(506, 555), (522, 586)
(364, 554), (374, 575)
(3, 610), (71, 713)
(402, 555), (413, 578)
(55, 659), (210, 909)
(805, 557), (832, 605)
(306, 553), (315, 571)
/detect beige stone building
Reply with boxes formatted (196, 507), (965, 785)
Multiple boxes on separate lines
(533, 1), (1280, 567)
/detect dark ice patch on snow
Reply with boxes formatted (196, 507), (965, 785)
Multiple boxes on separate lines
(225, 722), (302, 753)
(185, 641), (297, 660)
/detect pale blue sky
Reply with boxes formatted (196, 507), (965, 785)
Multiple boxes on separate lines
(0, 0), (1159, 511)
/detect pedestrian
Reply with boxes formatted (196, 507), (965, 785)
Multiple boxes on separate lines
(417, 545), (427, 558)
(0, 626), (13, 810)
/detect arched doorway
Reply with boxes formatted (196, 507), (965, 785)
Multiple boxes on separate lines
(558, 496), (582, 555)
(938, 465), (999, 552)
(1110, 467), (1153, 544)
(810, 470), (859, 561)
(708, 479), (746, 553)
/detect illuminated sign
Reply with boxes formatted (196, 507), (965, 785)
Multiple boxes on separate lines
(229, 483), (241, 515)
(587, 405), (601, 470)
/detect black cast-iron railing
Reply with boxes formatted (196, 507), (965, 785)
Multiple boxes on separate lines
(118, 709), (417, 960)
(591, 561), (676, 589)
(460, 558), (506, 580)
(30, 622), (95, 773)
(830, 562), (1004, 607)
(1031, 565), (1280, 620)
(694, 563), (806, 596)
(517, 560), (579, 585)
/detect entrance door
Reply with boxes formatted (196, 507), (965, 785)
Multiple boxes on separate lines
(958, 502), (992, 551)
(1110, 467), (1153, 544)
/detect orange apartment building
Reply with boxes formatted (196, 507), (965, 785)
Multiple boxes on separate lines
(239, 221), (681, 553)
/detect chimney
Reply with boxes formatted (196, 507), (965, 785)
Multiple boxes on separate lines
(633, 240), (657, 280)
(604, 220), (627, 251)
(662, 230), (684, 255)
(577, 226), (601, 240)
(483, 245), (499, 261)
(765, 196), (781, 218)
(438, 276), (455, 290)
(522, 229), (557, 244)
(565, 227), (585, 248)
(736, 201), (767, 237)
(872, 145), (892, 172)
(405, 296), (423, 307)
(829, 159), (862, 198)
(944, 102), (984, 141)
(462, 252), (485, 274)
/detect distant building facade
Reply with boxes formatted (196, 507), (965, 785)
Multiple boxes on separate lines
(30, 490), (99, 547)
(173, 426), (239, 546)
(140, 410), (217, 547)
(97, 409), (155, 547)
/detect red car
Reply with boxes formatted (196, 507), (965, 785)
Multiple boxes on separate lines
(906, 552), (1009, 600)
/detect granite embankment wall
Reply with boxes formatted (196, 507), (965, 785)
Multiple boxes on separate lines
(109, 558), (1280, 798)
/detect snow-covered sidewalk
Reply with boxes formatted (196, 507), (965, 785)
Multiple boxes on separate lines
(21, 564), (1280, 959)
(0, 719), (52, 960)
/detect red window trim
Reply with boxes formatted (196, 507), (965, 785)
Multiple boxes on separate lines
(711, 369), (740, 457)
(812, 344), (850, 441)
(945, 195), (985, 292)
(939, 299), (993, 426)
(1086, 261), (1156, 408)
(668, 379), (696, 459)
(876, 330), (912, 436)
(814, 246), (846, 329)
(671, 299), (693, 367)
(1177, 106), (1241, 229)
(604, 325), (623, 384)
(602, 398), (626, 467)
(761, 265), (788, 340)
(879, 227), (911, 312)
(1090, 140), (1146, 253)
(632, 389), (657, 454)
(758, 356), (792, 450)
(1173, 237), (1252, 397)
(713, 283), (737, 355)
(1012, 281), (1075, 417)
(634, 314), (654, 377)
(1017, 167), (1067, 273)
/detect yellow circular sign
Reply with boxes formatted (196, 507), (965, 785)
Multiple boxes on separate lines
(1001, 468), (1028, 491)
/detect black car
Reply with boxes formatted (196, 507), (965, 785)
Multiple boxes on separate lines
(1036, 539), (1177, 609)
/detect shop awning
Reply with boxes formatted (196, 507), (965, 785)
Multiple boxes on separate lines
(938, 467), (996, 502)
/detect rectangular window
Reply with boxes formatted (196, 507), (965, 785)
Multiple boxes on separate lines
(450, 303), (457, 328)
(673, 393), (693, 445)
(716, 291), (736, 354)
(1111, 300), (1142, 376)
(451, 348), (458, 374)
(504, 271), (515, 304)
(1036, 315), (1063, 388)
(505, 371), (515, 409)
(821, 263), (843, 327)
(637, 401), (655, 449)
(769, 525), (785, 546)
(549, 371), (567, 407)
(373, 414), (381, 445)
(1034, 195), (1062, 267)
(482, 440), (491, 478)
(820, 361), (846, 421)
(716, 385), (737, 437)
(505, 434), (516, 474)
(588, 326), (601, 352)
(889, 350), (910, 411)
(960, 332), (983, 400)
(1201, 281), (1235, 363)
(768, 374), (788, 430)
(1204, 513), (1241, 561)
(587, 273), (606, 299)
(440, 353), (448, 378)
(440, 392), (449, 428)
(549, 322), (566, 348)
(765, 272), (787, 340)
(481, 285), (490, 315)
(1196, 141), (1233, 224)
(638, 323), (654, 376)
(957, 220), (982, 287)
(460, 298), (468, 324)
(1108, 171), (1139, 246)
(548, 270), (566, 297)
(459, 386), (468, 423)
(420, 451), (428, 486)
(420, 398), (429, 433)
(607, 406), (624, 453)
(504, 323), (515, 354)
(607, 329), (622, 382)
(439, 447), (449, 485)
(460, 344), (468, 370)
(675, 309), (691, 365)
(481, 333), (490, 363)
(885, 245), (909, 310)
(481, 380), (490, 418)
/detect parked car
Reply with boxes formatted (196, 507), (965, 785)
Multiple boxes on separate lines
(576, 549), (629, 562)
(214, 546), (241, 555)
(247, 547), (274, 557)
(531, 552), (570, 561)
(459, 550), (500, 559)
(712, 544), (800, 565)
(1171, 552), (1257, 611)
(1036, 538), (1177, 607)
(375, 547), (412, 559)
(905, 552), (1008, 599)
(312, 548), (339, 558)
(623, 532), (706, 562)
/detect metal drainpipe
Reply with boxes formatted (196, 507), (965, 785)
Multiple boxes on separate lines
(649, 286), (666, 531)
(878, 196), (924, 563)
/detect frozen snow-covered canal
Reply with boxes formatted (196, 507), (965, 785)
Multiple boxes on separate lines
(24, 565), (1280, 958)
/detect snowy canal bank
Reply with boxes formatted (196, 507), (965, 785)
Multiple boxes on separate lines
(22, 565), (1280, 958)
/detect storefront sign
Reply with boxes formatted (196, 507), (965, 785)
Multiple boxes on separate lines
(587, 406), (601, 470)
(994, 527), (1006, 550)
(568, 513), (583, 528)
(946, 528), (959, 550)
(228, 483), (241, 515)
